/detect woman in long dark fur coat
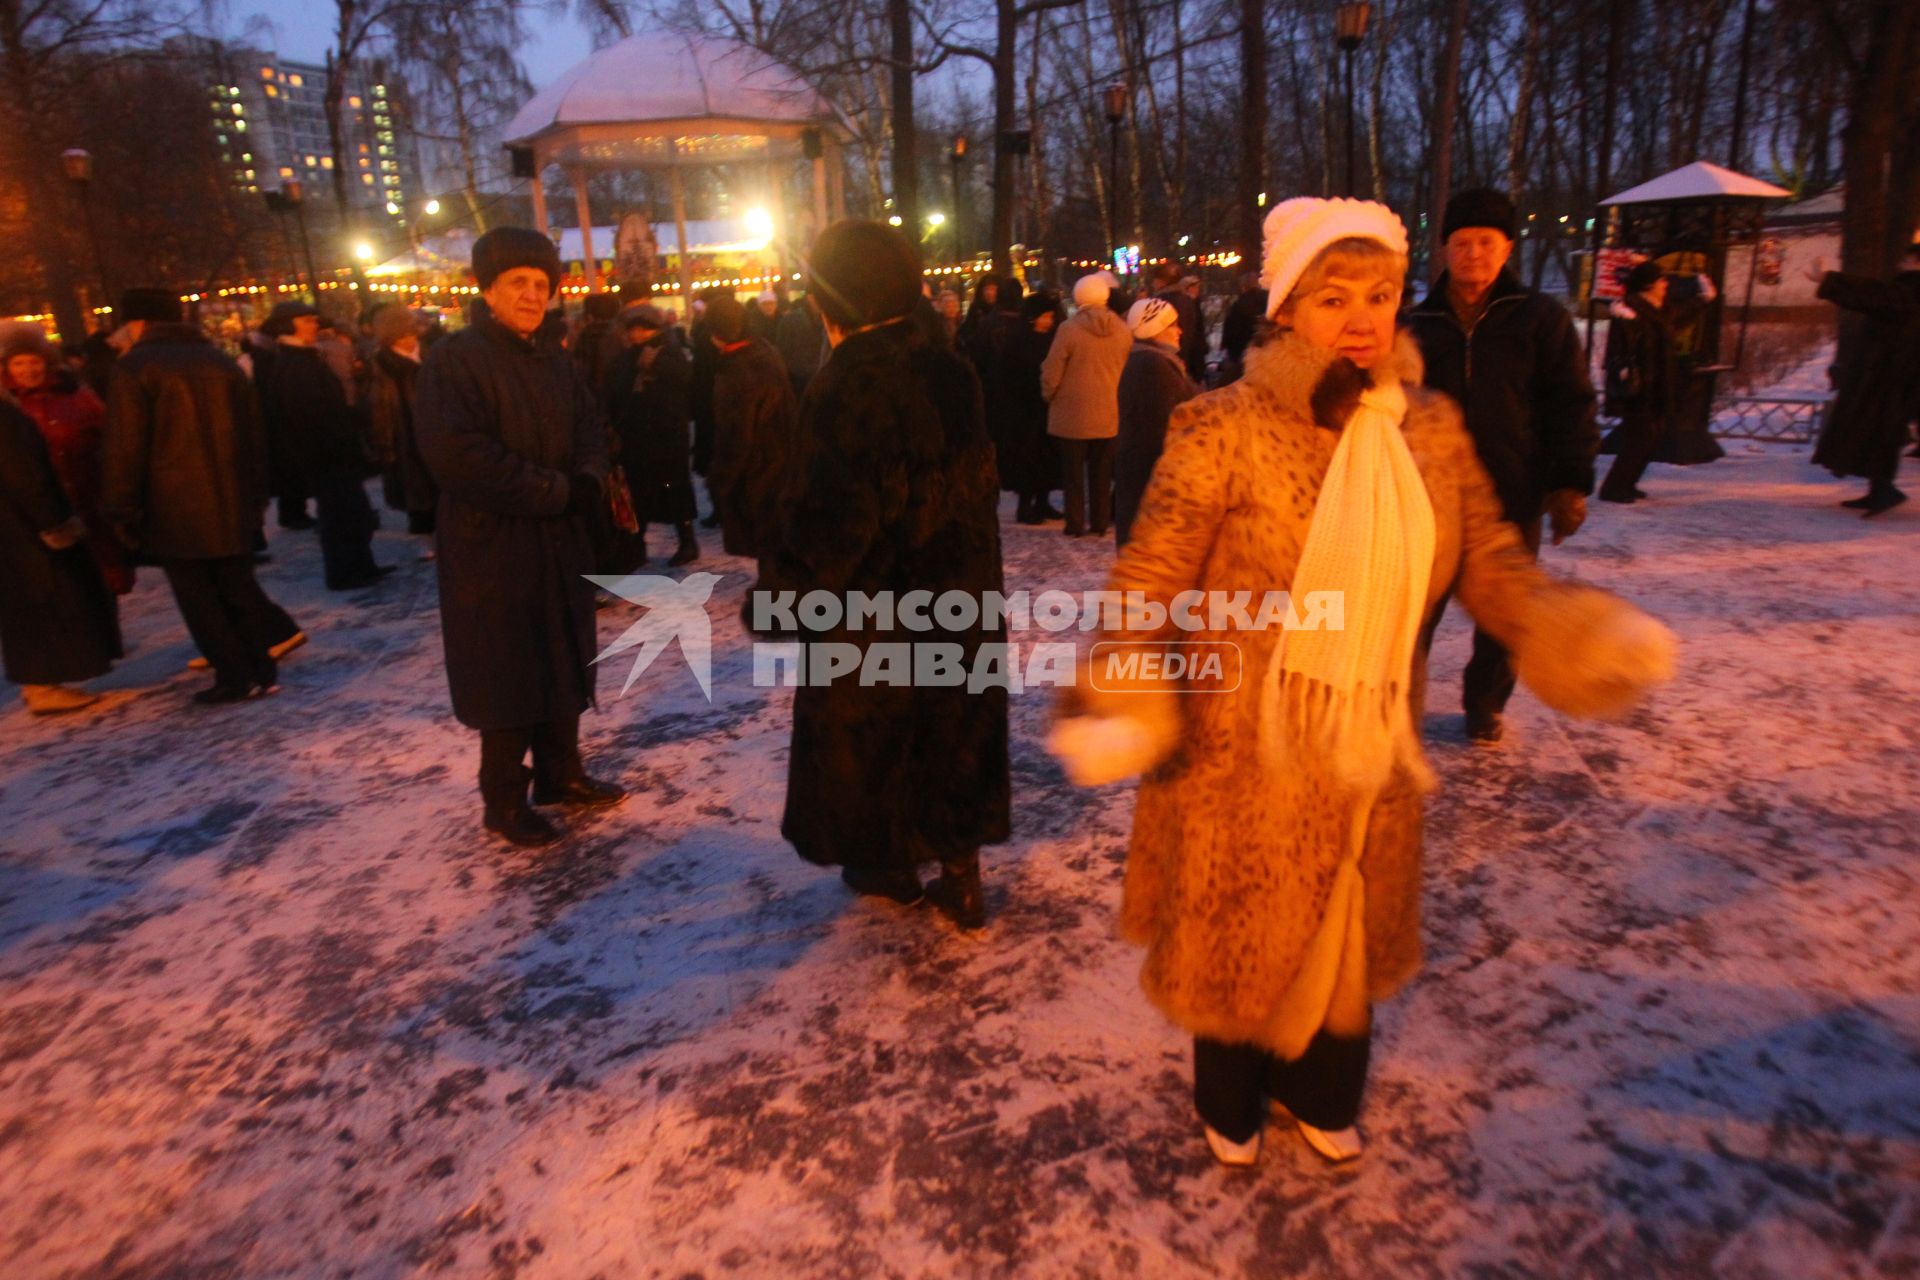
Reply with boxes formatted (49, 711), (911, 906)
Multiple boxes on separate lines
(764, 220), (1011, 930)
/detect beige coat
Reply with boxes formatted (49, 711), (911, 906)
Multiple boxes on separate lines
(1040, 305), (1133, 440)
(1070, 330), (1663, 1056)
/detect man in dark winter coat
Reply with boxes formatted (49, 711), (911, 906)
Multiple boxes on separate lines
(764, 218), (1010, 931)
(414, 228), (624, 847)
(1113, 297), (1199, 547)
(1218, 271), (1268, 384)
(1808, 242), (1920, 516)
(258, 300), (390, 590)
(1406, 187), (1599, 743)
(0, 394), (121, 713)
(704, 293), (797, 560)
(102, 288), (291, 704)
(605, 303), (699, 566)
(1149, 261), (1208, 383)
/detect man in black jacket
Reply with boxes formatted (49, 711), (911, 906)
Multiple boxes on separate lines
(102, 289), (294, 704)
(415, 228), (625, 847)
(1406, 188), (1599, 743)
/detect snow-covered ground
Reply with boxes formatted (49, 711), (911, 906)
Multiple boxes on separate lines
(1, 444), (1916, 1279)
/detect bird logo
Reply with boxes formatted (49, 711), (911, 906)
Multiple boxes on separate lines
(587, 571), (723, 699)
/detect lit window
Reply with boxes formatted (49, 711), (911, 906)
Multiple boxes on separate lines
(229, 87), (239, 97)
(241, 152), (251, 162)
(231, 103), (243, 114)
(245, 169), (255, 179)
(362, 174), (374, 185)
(321, 157), (333, 169)
(217, 133), (227, 144)
(279, 166), (293, 178)
(235, 120), (246, 132)
(378, 146), (390, 156)
(289, 74), (303, 87)
(374, 84), (385, 94)
(306, 155), (316, 166)
(266, 85), (277, 97)
(358, 144), (368, 153)
(359, 158), (370, 168)
(349, 96), (361, 108)
(260, 67), (274, 78)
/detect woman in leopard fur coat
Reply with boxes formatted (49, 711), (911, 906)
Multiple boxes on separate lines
(1050, 199), (1675, 1167)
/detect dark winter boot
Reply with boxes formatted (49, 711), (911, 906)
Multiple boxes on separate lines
(1862, 486), (1908, 517)
(841, 863), (925, 906)
(484, 800), (561, 847)
(925, 849), (986, 931)
(668, 522), (699, 567)
(531, 773), (628, 808)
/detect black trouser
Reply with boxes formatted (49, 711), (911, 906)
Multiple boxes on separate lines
(160, 555), (287, 689)
(1058, 437), (1115, 534)
(313, 468), (379, 587)
(1194, 1025), (1372, 1144)
(406, 509), (436, 536)
(277, 493), (311, 527)
(1458, 514), (1543, 723)
(1601, 405), (1664, 498)
(478, 713), (582, 809)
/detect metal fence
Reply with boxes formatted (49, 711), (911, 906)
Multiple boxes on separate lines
(1711, 394), (1828, 443)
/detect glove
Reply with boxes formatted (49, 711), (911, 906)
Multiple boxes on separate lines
(1046, 715), (1163, 787)
(1546, 489), (1587, 545)
(38, 515), (86, 551)
(563, 472), (600, 518)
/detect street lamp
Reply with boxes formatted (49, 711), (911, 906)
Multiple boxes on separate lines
(1101, 83), (1128, 253)
(282, 179), (321, 302)
(1335, 3), (1372, 198)
(950, 134), (968, 263)
(61, 148), (111, 310)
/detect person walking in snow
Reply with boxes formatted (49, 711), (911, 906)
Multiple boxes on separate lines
(605, 303), (700, 567)
(1599, 261), (1688, 504)
(1406, 187), (1599, 743)
(1112, 296), (1198, 547)
(1041, 272), (1133, 537)
(1048, 198), (1676, 1169)
(1807, 241), (1920, 517)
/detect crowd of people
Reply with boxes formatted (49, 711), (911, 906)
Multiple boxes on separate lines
(2, 184), (1913, 1171)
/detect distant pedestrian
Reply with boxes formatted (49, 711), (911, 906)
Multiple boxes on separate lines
(1807, 242), (1920, 516)
(414, 227), (625, 847)
(1599, 261), (1687, 505)
(605, 303), (699, 567)
(775, 294), (827, 396)
(258, 300), (390, 591)
(1406, 187), (1599, 743)
(363, 303), (438, 548)
(103, 288), (291, 705)
(705, 293), (798, 560)
(1041, 272), (1133, 536)
(1113, 297), (1198, 546)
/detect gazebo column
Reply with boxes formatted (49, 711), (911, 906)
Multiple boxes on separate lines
(810, 149), (829, 239)
(529, 149), (549, 237)
(570, 167), (597, 292)
(827, 140), (846, 221)
(668, 145), (696, 313)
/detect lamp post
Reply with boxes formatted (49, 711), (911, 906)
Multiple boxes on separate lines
(950, 134), (967, 265)
(60, 148), (111, 312)
(1101, 82), (1128, 256)
(282, 179), (321, 303)
(1335, 3), (1372, 198)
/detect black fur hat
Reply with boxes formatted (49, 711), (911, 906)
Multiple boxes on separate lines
(805, 220), (923, 328)
(471, 227), (561, 294)
(1442, 187), (1517, 242)
(118, 287), (182, 324)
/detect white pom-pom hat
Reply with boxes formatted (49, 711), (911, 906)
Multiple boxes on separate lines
(1261, 197), (1410, 319)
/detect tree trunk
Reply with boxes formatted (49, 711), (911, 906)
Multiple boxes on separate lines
(1428, 0), (1470, 274)
(1838, 0), (1920, 277)
(990, 0), (1019, 274)
(1238, 0), (1266, 261)
(1505, 0), (1541, 205)
(888, 0), (918, 229)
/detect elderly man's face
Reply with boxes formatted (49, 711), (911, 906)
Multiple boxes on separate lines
(484, 266), (554, 338)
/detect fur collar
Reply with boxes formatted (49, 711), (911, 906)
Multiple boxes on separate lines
(1241, 329), (1426, 429)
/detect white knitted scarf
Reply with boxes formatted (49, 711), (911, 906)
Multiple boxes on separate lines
(1259, 378), (1437, 803)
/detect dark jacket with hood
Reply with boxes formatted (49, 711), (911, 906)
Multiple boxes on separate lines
(1406, 269), (1598, 524)
(414, 300), (608, 731)
(102, 322), (270, 560)
(1114, 338), (1199, 546)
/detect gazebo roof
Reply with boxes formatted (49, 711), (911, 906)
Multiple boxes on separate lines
(502, 34), (841, 170)
(1602, 161), (1792, 206)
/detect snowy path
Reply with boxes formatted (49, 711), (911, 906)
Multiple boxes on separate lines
(1, 444), (1916, 1279)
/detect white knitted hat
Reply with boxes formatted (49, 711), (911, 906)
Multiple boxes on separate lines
(1126, 296), (1178, 341)
(1261, 197), (1410, 319)
(1072, 272), (1113, 309)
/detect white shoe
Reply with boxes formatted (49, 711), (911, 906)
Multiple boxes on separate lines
(1295, 1120), (1363, 1162)
(1204, 1125), (1261, 1167)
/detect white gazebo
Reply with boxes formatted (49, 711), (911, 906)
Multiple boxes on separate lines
(501, 34), (850, 302)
